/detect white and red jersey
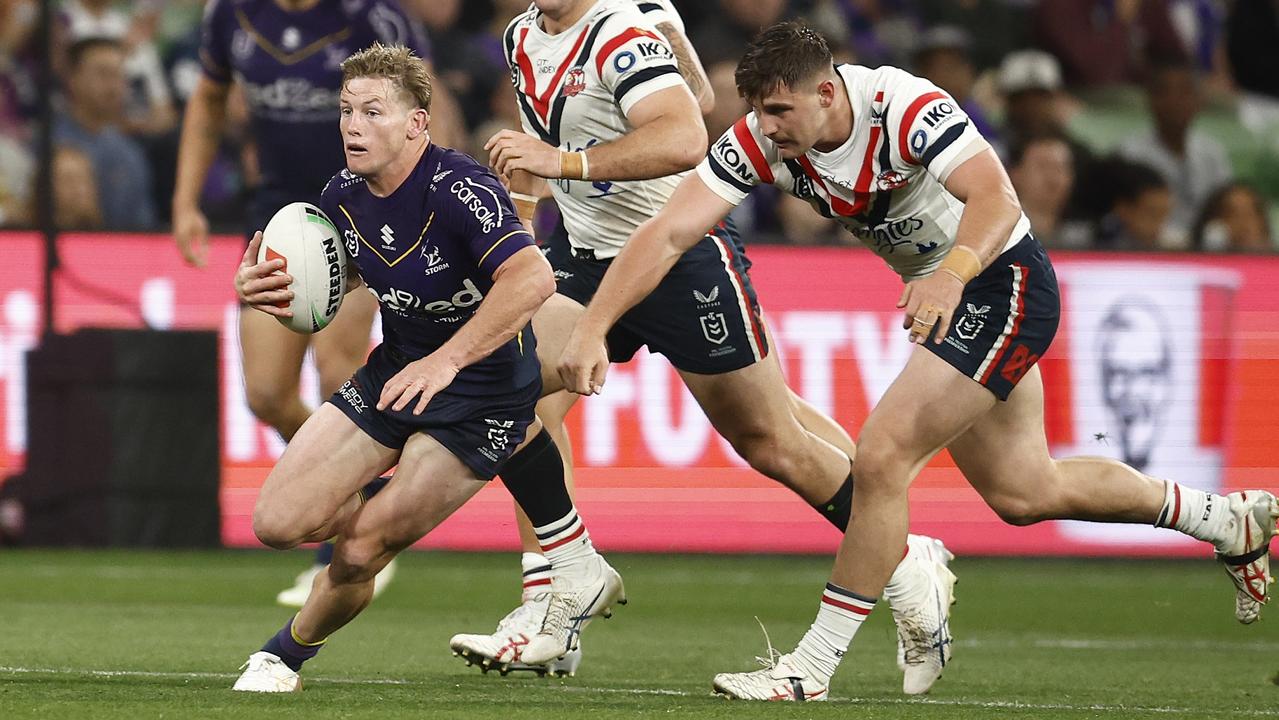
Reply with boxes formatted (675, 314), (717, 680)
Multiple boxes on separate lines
(697, 64), (1031, 282)
(504, 0), (688, 258)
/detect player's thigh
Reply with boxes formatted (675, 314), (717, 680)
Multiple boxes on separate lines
(856, 348), (996, 480)
(531, 292), (585, 394)
(344, 431), (488, 553)
(255, 403), (400, 534)
(679, 349), (806, 445)
(239, 304), (310, 401)
(947, 364), (1057, 503)
(311, 287), (377, 396)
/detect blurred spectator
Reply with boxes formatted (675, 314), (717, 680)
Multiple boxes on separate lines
(914, 0), (1029, 71)
(693, 0), (789, 65)
(830, 0), (918, 68)
(1117, 58), (1231, 248)
(1167, 0), (1232, 93)
(704, 59), (747, 139)
(1008, 133), (1090, 249)
(0, 0), (39, 124)
(0, 125), (32, 227)
(1192, 182), (1273, 252)
(1034, 0), (1186, 88)
(1095, 160), (1172, 251)
(54, 36), (158, 230)
(911, 26), (998, 141)
(58, 0), (177, 136)
(997, 50), (1099, 226)
(52, 144), (102, 229)
(412, 0), (504, 131)
(1225, 0), (1279, 135)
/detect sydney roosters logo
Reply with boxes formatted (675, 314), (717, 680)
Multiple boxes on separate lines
(876, 170), (908, 191)
(562, 67), (586, 98)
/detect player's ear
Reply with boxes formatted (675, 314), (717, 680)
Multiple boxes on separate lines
(407, 108), (430, 139)
(817, 78), (836, 109)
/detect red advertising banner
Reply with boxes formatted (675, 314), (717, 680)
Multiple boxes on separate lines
(1, 232), (1276, 556)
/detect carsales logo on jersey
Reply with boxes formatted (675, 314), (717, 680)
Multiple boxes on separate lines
(450, 178), (501, 233)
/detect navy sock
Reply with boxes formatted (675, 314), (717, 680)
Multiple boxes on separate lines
(260, 616), (326, 671)
(813, 474), (854, 531)
(499, 430), (573, 526)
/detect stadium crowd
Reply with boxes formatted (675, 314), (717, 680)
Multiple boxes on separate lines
(0, 0), (1275, 251)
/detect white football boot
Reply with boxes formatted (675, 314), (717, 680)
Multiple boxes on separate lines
(276, 558), (397, 608)
(518, 556), (626, 665)
(887, 534), (957, 695)
(1215, 490), (1279, 624)
(712, 646), (828, 702)
(232, 651), (301, 693)
(449, 595), (582, 677)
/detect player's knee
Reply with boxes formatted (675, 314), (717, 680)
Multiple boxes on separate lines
(987, 493), (1047, 526)
(244, 382), (297, 428)
(725, 427), (795, 481)
(849, 439), (912, 493)
(329, 539), (387, 584)
(252, 505), (306, 550)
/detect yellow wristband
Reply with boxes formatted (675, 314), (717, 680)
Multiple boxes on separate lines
(559, 151), (589, 180)
(939, 245), (982, 285)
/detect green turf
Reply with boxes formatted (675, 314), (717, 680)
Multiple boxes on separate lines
(0, 549), (1275, 719)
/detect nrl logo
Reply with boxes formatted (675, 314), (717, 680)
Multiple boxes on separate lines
(561, 67), (586, 98)
(955, 302), (990, 340)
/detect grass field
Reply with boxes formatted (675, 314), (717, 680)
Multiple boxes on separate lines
(1, 549), (1276, 719)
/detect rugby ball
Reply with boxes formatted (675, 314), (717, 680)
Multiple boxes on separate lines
(259, 202), (347, 334)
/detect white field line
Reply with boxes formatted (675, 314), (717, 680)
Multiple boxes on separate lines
(2, 665), (1276, 716)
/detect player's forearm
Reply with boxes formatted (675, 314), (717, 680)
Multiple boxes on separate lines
(434, 250), (555, 371)
(578, 217), (691, 337)
(172, 81), (229, 212)
(582, 112), (705, 181)
(952, 186), (1021, 269)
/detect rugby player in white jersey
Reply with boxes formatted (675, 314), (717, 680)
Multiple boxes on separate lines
(556, 22), (1279, 700)
(447, 0), (959, 694)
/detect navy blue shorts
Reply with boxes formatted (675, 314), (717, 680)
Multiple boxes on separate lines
(328, 344), (541, 480)
(544, 218), (769, 375)
(924, 234), (1060, 400)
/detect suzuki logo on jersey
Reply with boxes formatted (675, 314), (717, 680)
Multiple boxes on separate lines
(379, 224), (396, 250)
(378, 278), (484, 318)
(922, 102), (956, 128)
(712, 136), (754, 183)
(451, 178), (502, 234)
(561, 67), (586, 98)
(956, 303), (990, 340)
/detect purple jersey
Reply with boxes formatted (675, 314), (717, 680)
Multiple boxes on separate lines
(321, 144), (540, 394)
(199, 0), (431, 195)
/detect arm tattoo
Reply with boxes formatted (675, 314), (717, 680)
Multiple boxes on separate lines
(656, 21), (706, 101)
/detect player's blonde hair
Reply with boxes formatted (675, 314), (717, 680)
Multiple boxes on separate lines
(340, 42), (433, 111)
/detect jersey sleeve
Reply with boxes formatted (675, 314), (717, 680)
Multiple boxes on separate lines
(594, 16), (684, 116)
(197, 0), (233, 84)
(694, 115), (773, 205)
(889, 76), (989, 184)
(633, 0), (685, 33)
(443, 167), (536, 278)
(367, 1), (433, 62)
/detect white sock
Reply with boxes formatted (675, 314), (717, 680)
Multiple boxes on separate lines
(520, 552), (552, 602)
(881, 543), (917, 605)
(790, 583), (875, 683)
(534, 510), (596, 576)
(1155, 481), (1231, 546)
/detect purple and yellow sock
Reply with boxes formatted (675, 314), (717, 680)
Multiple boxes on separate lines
(261, 616), (327, 671)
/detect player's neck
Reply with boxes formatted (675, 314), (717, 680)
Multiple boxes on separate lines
(541, 0), (594, 34)
(366, 138), (429, 198)
(813, 74), (853, 154)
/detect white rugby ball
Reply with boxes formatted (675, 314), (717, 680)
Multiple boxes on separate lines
(259, 202), (347, 334)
